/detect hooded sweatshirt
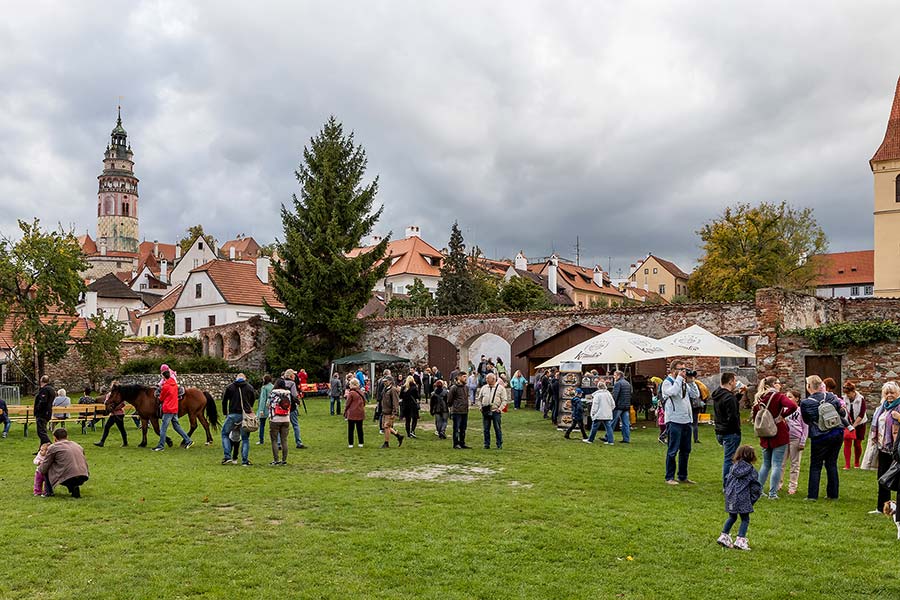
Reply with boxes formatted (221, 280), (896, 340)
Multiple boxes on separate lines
(712, 387), (741, 436)
(724, 460), (762, 514)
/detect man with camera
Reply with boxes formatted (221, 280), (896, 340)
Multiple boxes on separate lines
(661, 360), (700, 485)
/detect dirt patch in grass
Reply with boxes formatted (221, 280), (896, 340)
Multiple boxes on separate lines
(366, 464), (500, 483)
(509, 480), (534, 489)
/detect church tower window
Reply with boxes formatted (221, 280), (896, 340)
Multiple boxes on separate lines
(895, 174), (900, 203)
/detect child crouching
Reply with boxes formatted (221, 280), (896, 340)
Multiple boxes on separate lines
(718, 445), (762, 551)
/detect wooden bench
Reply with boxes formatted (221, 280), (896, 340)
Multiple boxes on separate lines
(2, 404), (108, 437)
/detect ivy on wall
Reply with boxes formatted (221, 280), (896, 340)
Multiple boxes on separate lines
(128, 336), (201, 354)
(787, 320), (900, 351)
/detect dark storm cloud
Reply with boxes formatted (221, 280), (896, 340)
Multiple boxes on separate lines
(1, 0), (898, 277)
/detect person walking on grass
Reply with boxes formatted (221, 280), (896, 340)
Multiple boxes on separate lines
(400, 375), (420, 439)
(329, 372), (344, 416)
(94, 381), (127, 448)
(380, 376), (404, 449)
(662, 360), (699, 485)
(267, 380), (292, 465)
(800, 375), (847, 501)
(478, 373), (508, 450)
(344, 378), (366, 448)
(430, 379), (450, 440)
(256, 375), (273, 445)
(39, 428), (90, 498)
(34, 375), (55, 449)
(281, 370), (307, 450)
(611, 371), (632, 444)
(449, 372), (471, 449)
(712, 372), (742, 488)
(221, 373), (255, 466)
(584, 382), (615, 444)
(717, 445), (762, 551)
(564, 388), (587, 440)
(153, 366), (193, 451)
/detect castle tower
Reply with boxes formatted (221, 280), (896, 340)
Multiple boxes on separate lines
(96, 107), (139, 254)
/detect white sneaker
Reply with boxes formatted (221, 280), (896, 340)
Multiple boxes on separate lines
(867, 510), (882, 515)
(348, 444), (354, 448)
(358, 444), (363, 448)
(716, 533), (734, 548)
(582, 439), (593, 444)
(733, 536), (751, 551)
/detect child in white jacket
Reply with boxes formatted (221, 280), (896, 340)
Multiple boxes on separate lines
(584, 382), (615, 444)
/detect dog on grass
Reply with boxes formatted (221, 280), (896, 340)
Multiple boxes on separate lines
(884, 501), (896, 518)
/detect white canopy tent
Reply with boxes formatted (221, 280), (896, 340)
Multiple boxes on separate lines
(660, 324), (755, 359)
(537, 327), (686, 368)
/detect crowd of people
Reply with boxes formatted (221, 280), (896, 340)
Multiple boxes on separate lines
(10, 359), (900, 548)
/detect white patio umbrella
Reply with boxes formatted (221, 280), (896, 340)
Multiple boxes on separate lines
(537, 327), (685, 368)
(660, 324), (755, 359)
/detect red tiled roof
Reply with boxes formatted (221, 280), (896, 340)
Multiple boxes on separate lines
(1, 313), (90, 349)
(651, 255), (690, 280)
(78, 234), (97, 255)
(141, 284), (183, 316)
(189, 260), (284, 308)
(138, 241), (177, 264)
(811, 250), (874, 287)
(348, 236), (443, 278)
(872, 76), (900, 165)
(534, 260), (624, 298)
(626, 287), (669, 304)
(220, 237), (260, 259)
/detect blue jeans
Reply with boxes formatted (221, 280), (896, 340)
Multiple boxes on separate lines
(723, 513), (750, 538)
(330, 396), (341, 415)
(154, 413), (191, 449)
(513, 388), (523, 409)
(258, 416), (267, 444)
(611, 408), (631, 442)
(587, 419), (609, 443)
(1, 414), (9, 436)
(482, 411), (502, 448)
(716, 432), (742, 487)
(665, 422), (692, 481)
(758, 444), (788, 497)
(222, 413), (249, 463)
(289, 409), (302, 446)
(452, 413), (468, 447)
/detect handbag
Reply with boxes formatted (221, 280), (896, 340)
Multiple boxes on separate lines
(877, 460), (900, 490)
(239, 388), (259, 433)
(843, 427), (857, 441)
(860, 440), (878, 470)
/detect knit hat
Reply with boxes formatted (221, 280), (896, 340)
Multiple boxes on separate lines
(160, 364), (170, 373)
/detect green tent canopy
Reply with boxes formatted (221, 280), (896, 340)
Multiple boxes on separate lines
(332, 351), (410, 365)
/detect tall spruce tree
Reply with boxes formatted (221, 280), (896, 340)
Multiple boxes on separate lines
(435, 222), (477, 315)
(265, 117), (389, 376)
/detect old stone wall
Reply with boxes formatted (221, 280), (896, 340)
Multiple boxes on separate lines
(46, 339), (198, 393)
(198, 316), (268, 371)
(116, 373), (239, 394)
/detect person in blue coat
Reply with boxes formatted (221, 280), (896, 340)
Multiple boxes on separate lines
(717, 445), (762, 551)
(564, 389), (587, 439)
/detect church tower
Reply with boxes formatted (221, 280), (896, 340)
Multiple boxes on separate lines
(96, 107), (139, 254)
(871, 76), (900, 297)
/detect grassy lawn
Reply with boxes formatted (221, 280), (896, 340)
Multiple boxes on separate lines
(1, 401), (898, 599)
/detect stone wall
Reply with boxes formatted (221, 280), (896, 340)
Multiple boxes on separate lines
(46, 339), (198, 393)
(198, 316), (268, 372)
(117, 373), (239, 394)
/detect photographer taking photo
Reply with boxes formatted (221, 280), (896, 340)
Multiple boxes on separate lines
(662, 360), (700, 485)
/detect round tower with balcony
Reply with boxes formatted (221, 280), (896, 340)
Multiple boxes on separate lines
(96, 107), (139, 254)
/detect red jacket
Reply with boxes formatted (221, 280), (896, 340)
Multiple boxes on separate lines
(298, 371), (308, 386)
(752, 391), (798, 449)
(159, 377), (180, 415)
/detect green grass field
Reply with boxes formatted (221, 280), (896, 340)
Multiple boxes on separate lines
(1, 403), (898, 599)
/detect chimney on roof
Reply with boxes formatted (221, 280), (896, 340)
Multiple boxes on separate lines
(593, 266), (604, 287)
(131, 268), (137, 282)
(175, 245), (182, 260)
(548, 255), (559, 295)
(84, 291), (98, 318)
(154, 240), (159, 257)
(160, 259), (168, 283)
(99, 239), (107, 256)
(515, 251), (527, 271)
(256, 257), (270, 284)
(229, 246), (236, 260)
(405, 225), (420, 239)
(629, 280), (637, 288)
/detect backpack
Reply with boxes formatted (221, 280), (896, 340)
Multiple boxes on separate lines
(273, 392), (291, 416)
(817, 399), (842, 432)
(753, 394), (778, 438)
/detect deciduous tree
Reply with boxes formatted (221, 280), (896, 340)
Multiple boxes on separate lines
(689, 202), (828, 301)
(499, 276), (553, 311)
(178, 224), (217, 255)
(0, 219), (87, 382)
(76, 314), (125, 389)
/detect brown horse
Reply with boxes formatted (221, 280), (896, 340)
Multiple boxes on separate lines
(108, 384), (220, 447)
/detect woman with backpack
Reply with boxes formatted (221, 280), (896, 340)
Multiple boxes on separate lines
(800, 374), (848, 501)
(267, 380), (293, 465)
(751, 376), (798, 500)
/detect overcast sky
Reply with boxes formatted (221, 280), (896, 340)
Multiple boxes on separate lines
(1, 1), (898, 277)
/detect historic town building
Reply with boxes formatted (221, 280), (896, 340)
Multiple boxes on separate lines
(872, 76), (900, 297)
